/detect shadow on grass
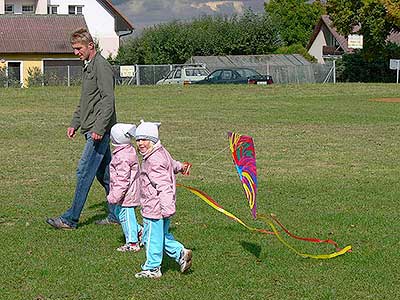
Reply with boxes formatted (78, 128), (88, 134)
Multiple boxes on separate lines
(79, 202), (109, 227)
(240, 241), (261, 259)
(161, 254), (194, 276)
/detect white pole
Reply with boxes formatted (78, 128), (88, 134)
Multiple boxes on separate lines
(333, 60), (336, 84)
(67, 65), (70, 87)
(397, 61), (399, 84)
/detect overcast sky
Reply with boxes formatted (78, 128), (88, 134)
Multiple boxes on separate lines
(111, 0), (266, 32)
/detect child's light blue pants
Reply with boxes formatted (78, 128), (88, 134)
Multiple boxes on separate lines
(115, 206), (141, 244)
(142, 217), (184, 270)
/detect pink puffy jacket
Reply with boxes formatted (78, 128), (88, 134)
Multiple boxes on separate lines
(139, 141), (183, 219)
(107, 144), (140, 207)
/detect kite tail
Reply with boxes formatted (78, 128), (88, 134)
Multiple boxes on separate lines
(257, 214), (352, 259)
(177, 183), (352, 259)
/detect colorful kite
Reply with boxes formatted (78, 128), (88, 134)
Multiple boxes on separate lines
(177, 131), (352, 259)
(228, 132), (257, 219)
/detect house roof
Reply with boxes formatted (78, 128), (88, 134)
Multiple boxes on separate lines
(307, 15), (351, 52)
(98, 0), (134, 32)
(0, 15), (88, 54)
(307, 15), (400, 52)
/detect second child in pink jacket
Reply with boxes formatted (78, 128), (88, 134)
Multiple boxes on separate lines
(134, 120), (192, 279)
(107, 123), (142, 252)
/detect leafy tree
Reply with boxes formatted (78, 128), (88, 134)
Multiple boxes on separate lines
(327, 0), (399, 53)
(265, 0), (325, 47)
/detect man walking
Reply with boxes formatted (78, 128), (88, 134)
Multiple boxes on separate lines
(47, 28), (118, 229)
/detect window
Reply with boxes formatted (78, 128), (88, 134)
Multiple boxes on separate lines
(209, 70), (222, 80)
(22, 5), (34, 14)
(5, 4), (14, 14)
(221, 70), (233, 80)
(47, 5), (58, 14)
(173, 69), (182, 79)
(166, 70), (174, 79)
(185, 68), (208, 76)
(68, 5), (83, 15)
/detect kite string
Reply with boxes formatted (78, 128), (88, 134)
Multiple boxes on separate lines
(197, 145), (230, 167)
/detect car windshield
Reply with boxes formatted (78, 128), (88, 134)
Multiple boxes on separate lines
(185, 68), (208, 76)
(208, 70), (222, 80)
(236, 68), (260, 78)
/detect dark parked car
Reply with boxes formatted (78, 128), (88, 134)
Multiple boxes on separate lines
(194, 68), (273, 85)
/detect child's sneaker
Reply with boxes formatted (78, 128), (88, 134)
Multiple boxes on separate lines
(179, 248), (192, 273)
(116, 242), (140, 252)
(135, 267), (162, 279)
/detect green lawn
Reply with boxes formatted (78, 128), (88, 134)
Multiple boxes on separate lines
(0, 83), (399, 300)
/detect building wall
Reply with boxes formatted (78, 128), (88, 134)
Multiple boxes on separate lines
(0, 53), (76, 87)
(3, 0), (36, 14)
(49, 0), (120, 57)
(308, 30), (327, 64)
(1, 0), (121, 57)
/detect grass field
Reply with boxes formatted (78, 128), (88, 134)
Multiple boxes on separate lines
(0, 83), (399, 300)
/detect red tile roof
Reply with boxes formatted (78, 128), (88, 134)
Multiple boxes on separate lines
(0, 15), (88, 54)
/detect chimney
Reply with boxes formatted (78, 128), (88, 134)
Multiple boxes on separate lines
(35, 0), (47, 14)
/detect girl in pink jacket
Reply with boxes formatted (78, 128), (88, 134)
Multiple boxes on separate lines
(107, 123), (142, 252)
(134, 120), (192, 279)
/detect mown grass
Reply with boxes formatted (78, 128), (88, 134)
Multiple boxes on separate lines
(0, 83), (399, 300)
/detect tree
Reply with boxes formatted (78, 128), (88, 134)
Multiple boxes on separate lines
(264, 0), (325, 47)
(327, 0), (400, 82)
(383, 0), (400, 29)
(327, 0), (399, 52)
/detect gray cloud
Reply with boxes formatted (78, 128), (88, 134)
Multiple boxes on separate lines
(112, 0), (265, 31)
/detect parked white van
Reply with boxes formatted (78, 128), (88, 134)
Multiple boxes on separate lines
(156, 65), (209, 85)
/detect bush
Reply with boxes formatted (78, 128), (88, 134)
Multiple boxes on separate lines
(26, 67), (44, 87)
(337, 43), (400, 82)
(274, 43), (317, 62)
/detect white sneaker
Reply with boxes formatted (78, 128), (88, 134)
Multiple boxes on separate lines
(179, 248), (192, 273)
(116, 242), (140, 252)
(135, 267), (162, 279)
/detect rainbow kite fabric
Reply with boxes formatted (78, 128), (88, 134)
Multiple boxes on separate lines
(228, 132), (257, 219)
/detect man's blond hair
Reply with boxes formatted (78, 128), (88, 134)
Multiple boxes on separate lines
(70, 28), (94, 45)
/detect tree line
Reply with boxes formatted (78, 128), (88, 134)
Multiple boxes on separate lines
(114, 1), (323, 65)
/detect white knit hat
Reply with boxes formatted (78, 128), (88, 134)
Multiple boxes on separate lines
(135, 120), (161, 143)
(110, 123), (136, 145)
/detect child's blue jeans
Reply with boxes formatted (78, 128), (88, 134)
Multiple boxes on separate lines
(141, 217), (184, 270)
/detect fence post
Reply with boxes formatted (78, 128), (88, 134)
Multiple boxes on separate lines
(333, 60), (336, 84)
(67, 65), (70, 87)
(135, 64), (140, 86)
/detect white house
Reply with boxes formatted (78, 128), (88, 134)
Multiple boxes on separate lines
(0, 0), (134, 57)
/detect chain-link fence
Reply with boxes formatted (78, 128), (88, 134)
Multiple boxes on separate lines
(0, 62), (335, 88)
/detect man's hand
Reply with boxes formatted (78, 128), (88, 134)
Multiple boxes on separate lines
(91, 132), (103, 141)
(67, 127), (76, 139)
